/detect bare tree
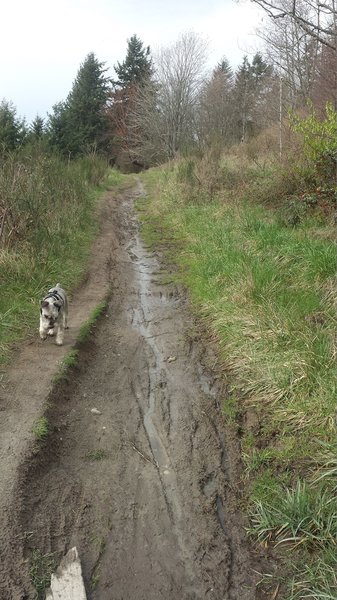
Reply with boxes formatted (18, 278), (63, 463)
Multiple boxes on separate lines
(156, 32), (208, 157)
(251, 0), (337, 50)
(127, 32), (208, 164)
(257, 2), (322, 107)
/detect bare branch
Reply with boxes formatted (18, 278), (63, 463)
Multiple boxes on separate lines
(251, 0), (337, 49)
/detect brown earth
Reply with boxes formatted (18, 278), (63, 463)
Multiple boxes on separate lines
(0, 180), (268, 600)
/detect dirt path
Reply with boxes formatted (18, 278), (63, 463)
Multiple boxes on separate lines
(0, 181), (265, 599)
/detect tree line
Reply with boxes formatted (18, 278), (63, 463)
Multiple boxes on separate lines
(1, 1), (336, 168)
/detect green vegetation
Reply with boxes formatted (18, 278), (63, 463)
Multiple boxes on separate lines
(77, 299), (108, 343)
(0, 148), (109, 365)
(114, 34), (152, 86)
(0, 100), (27, 152)
(32, 416), (49, 441)
(48, 52), (111, 157)
(29, 549), (56, 599)
(86, 449), (108, 461)
(52, 350), (79, 384)
(139, 140), (336, 597)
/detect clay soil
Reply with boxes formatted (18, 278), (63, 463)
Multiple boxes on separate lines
(0, 181), (267, 600)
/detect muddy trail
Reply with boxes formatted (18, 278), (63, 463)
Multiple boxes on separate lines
(0, 181), (266, 599)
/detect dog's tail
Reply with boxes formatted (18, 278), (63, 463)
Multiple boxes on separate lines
(55, 283), (61, 287)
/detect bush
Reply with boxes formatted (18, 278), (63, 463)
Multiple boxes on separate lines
(290, 102), (337, 201)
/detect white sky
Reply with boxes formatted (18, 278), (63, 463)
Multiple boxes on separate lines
(1, 0), (264, 123)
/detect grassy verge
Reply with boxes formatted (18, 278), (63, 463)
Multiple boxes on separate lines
(139, 160), (336, 598)
(52, 349), (79, 385)
(77, 298), (109, 343)
(0, 147), (120, 366)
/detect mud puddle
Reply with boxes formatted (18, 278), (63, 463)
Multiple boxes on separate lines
(1, 181), (265, 599)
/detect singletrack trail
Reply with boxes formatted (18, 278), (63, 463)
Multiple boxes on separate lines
(0, 180), (265, 599)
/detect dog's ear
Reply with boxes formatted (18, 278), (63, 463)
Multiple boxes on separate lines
(41, 300), (49, 309)
(54, 301), (62, 312)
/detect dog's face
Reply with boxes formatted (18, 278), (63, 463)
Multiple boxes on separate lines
(40, 299), (62, 330)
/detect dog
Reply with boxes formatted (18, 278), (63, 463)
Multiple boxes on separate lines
(39, 284), (68, 346)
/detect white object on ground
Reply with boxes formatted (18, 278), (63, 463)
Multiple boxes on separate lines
(45, 547), (87, 600)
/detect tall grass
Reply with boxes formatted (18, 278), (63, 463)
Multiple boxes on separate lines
(0, 146), (108, 364)
(139, 156), (336, 597)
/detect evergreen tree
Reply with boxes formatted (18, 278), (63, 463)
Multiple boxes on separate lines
(30, 115), (45, 138)
(198, 57), (235, 146)
(0, 100), (27, 153)
(48, 52), (111, 157)
(250, 53), (271, 82)
(233, 56), (254, 141)
(214, 57), (233, 83)
(107, 35), (153, 168)
(233, 54), (273, 142)
(114, 34), (152, 87)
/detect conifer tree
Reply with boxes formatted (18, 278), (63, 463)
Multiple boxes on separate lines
(233, 53), (274, 142)
(30, 115), (45, 138)
(215, 57), (233, 83)
(107, 35), (153, 168)
(0, 100), (27, 153)
(114, 34), (152, 88)
(48, 52), (111, 157)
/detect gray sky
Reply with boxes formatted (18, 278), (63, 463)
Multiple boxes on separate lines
(1, 0), (264, 124)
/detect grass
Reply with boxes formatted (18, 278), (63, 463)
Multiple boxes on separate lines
(32, 417), (49, 441)
(86, 449), (108, 461)
(52, 349), (79, 384)
(29, 549), (56, 599)
(0, 147), (110, 366)
(77, 299), (108, 343)
(139, 157), (336, 597)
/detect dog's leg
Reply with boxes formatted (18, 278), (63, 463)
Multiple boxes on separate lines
(55, 323), (64, 346)
(64, 301), (69, 329)
(39, 317), (47, 340)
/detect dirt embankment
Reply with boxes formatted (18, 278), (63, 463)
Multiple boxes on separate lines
(0, 181), (267, 599)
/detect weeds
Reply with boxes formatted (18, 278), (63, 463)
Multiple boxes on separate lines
(32, 417), (49, 441)
(86, 449), (108, 461)
(52, 350), (79, 384)
(77, 299), (108, 343)
(29, 549), (56, 599)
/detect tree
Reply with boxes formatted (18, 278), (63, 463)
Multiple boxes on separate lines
(216, 57), (234, 81)
(311, 44), (337, 110)
(257, 2), (322, 109)
(155, 32), (208, 157)
(106, 35), (153, 168)
(0, 100), (27, 154)
(233, 53), (275, 142)
(30, 115), (45, 139)
(48, 52), (111, 157)
(197, 57), (235, 147)
(251, 0), (337, 50)
(121, 33), (208, 164)
(114, 34), (152, 87)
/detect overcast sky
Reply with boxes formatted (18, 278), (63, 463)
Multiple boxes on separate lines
(1, 0), (264, 124)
